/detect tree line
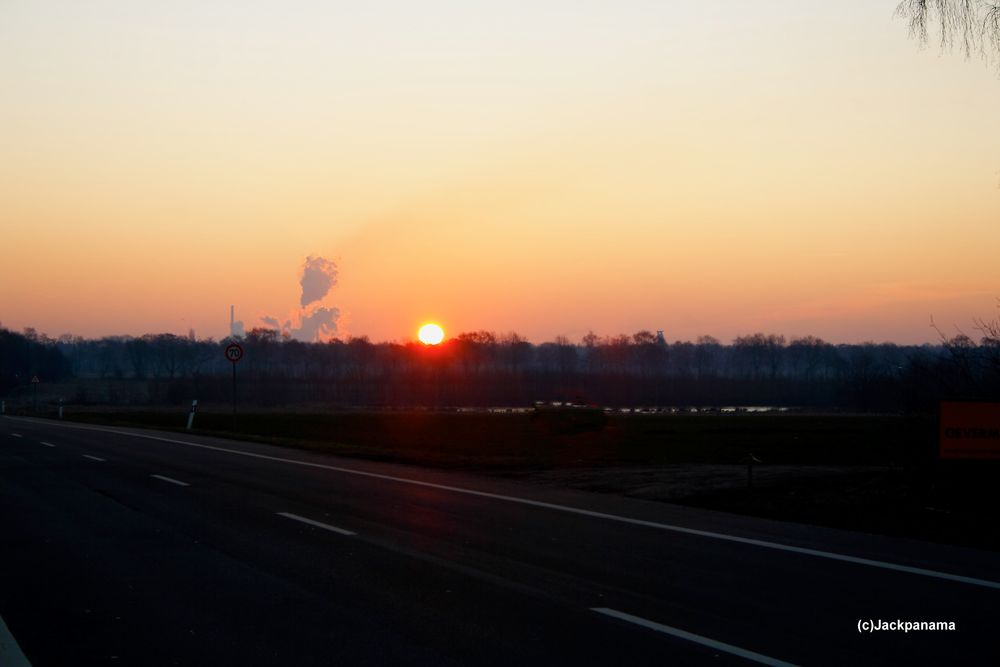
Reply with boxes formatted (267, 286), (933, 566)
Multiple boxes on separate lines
(1, 324), (998, 412)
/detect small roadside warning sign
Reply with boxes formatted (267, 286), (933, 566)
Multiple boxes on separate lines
(940, 401), (1000, 460)
(31, 376), (40, 384)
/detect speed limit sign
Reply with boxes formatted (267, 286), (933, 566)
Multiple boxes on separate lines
(224, 342), (243, 430)
(224, 343), (244, 363)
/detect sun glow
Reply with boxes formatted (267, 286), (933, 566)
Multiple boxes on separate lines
(418, 323), (445, 345)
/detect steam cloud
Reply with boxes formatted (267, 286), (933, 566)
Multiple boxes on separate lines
(257, 255), (341, 342)
(300, 256), (338, 308)
(261, 315), (290, 331)
(294, 306), (340, 342)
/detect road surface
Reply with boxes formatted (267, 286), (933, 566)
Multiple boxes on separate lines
(1, 416), (997, 665)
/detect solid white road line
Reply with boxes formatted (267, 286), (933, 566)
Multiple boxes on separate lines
(150, 474), (189, 487)
(40, 442), (55, 448)
(10, 433), (21, 438)
(15, 418), (1000, 591)
(592, 608), (798, 667)
(82, 455), (105, 462)
(277, 512), (357, 536)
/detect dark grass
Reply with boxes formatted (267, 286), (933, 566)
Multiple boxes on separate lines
(53, 408), (935, 469)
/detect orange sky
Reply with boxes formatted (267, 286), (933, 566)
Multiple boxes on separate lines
(1, 2), (998, 344)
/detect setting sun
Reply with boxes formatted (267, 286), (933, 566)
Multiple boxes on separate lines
(418, 323), (445, 345)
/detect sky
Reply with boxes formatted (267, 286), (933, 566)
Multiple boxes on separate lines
(1, 1), (998, 344)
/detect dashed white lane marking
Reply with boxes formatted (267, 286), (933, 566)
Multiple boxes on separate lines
(10, 434), (22, 438)
(150, 474), (189, 487)
(40, 441), (55, 447)
(82, 455), (105, 462)
(277, 512), (356, 536)
(14, 417), (1000, 591)
(592, 608), (798, 667)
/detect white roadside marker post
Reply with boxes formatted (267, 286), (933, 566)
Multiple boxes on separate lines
(186, 399), (198, 430)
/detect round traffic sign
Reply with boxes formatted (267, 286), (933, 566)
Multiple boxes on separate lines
(224, 343), (244, 363)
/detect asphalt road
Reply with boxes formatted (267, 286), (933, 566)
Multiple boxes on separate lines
(1, 416), (997, 666)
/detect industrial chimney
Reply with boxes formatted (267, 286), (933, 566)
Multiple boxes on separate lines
(228, 305), (245, 339)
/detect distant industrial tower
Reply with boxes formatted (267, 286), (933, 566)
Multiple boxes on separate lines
(229, 305), (246, 338)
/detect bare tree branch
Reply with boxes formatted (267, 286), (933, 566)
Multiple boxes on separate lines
(896, 0), (1000, 70)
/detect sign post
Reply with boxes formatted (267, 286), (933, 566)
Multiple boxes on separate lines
(31, 376), (40, 413)
(224, 343), (244, 431)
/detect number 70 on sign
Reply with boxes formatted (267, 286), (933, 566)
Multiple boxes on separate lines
(224, 343), (244, 363)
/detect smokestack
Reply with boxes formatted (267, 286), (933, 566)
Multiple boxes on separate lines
(229, 305), (245, 338)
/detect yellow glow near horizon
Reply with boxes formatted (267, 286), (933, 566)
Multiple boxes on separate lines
(418, 323), (445, 345)
(1, 3), (999, 344)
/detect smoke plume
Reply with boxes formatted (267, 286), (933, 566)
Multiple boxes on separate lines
(293, 306), (340, 342)
(261, 315), (291, 331)
(300, 256), (338, 308)
(258, 255), (342, 342)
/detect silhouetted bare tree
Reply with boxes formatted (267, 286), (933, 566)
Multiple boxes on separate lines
(8, 324), (973, 411)
(974, 302), (1000, 384)
(897, 0), (1000, 69)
